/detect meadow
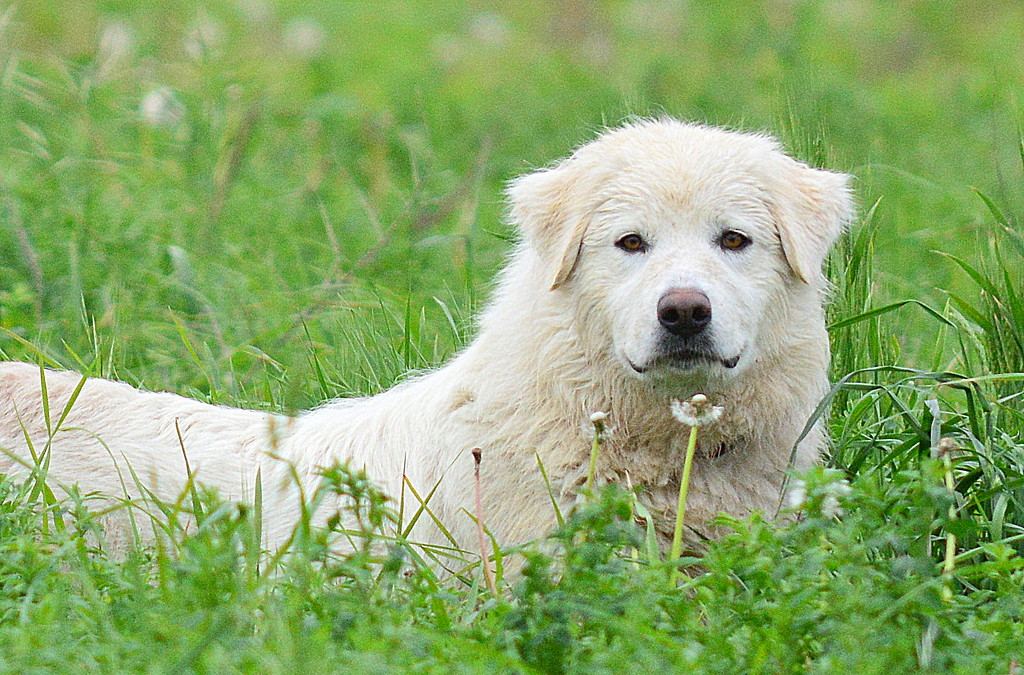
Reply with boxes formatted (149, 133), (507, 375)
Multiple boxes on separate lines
(0, 0), (1023, 672)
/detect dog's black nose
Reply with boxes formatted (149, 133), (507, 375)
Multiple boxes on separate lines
(657, 289), (712, 338)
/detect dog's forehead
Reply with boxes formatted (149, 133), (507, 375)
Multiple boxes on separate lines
(580, 123), (782, 219)
(580, 121), (781, 171)
(592, 159), (775, 229)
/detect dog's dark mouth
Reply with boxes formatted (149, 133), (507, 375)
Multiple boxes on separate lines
(629, 350), (740, 374)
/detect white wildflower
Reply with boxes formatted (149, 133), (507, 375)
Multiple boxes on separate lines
(184, 11), (225, 60)
(821, 495), (842, 518)
(818, 477), (852, 518)
(829, 481), (852, 517)
(431, 35), (464, 68)
(283, 18), (326, 59)
(827, 478), (853, 499)
(236, 0), (272, 24)
(624, 1), (686, 37)
(785, 478), (808, 510)
(468, 13), (511, 47)
(670, 393), (723, 428)
(786, 474), (850, 516)
(97, 21), (134, 80)
(139, 87), (184, 128)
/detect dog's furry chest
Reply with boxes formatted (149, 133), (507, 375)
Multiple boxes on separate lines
(547, 420), (781, 548)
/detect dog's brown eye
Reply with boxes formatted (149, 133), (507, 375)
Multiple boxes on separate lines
(719, 230), (751, 251)
(616, 233), (647, 253)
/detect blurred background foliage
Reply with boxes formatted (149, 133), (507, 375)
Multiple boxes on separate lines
(0, 0), (1022, 405)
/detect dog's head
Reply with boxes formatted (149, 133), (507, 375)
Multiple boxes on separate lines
(507, 119), (853, 382)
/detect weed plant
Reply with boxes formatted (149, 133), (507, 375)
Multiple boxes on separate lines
(1, 1), (1024, 672)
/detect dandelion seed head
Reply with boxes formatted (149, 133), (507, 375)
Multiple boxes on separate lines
(139, 87), (184, 127)
(469, 13), (511, 46)
(670, 394), (723, 428)
(236, 0), (272, 23)
(97, 21), (134, 79)
(431, 35), (464, 68)
(184, 12), (225, 60)
(283, 18), (326, 59)
(587, 410), (611, 440)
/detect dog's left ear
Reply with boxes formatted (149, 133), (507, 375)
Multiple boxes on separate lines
(507, 159), (594, 290)
(770, 159), (854, 285)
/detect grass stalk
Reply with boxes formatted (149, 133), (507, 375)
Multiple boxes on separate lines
(938, 436), (958, 601)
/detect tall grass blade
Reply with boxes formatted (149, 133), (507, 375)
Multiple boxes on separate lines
(0, 327), (61, 367)
(535, 453), (565, 529)
(828, 299), (953, 331)
(170, 312), (217, 398)
(175, 419), (205, 522)
(971, 187), (1011, 228)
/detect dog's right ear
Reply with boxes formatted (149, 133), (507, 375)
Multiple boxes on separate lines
(769, 159), (854, 286)
(507, 160), (592, 290)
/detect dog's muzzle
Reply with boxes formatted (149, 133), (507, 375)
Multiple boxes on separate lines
(627, 287), (741, 374)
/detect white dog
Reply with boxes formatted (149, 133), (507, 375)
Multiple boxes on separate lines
(0, 119), (852, 560)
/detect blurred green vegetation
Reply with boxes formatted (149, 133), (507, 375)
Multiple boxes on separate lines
(1, 0), (1022, 405)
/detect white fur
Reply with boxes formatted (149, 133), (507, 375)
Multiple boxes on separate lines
(0, 119), (852, 557)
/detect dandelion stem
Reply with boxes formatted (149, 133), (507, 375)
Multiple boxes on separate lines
(472, 448), (497, 598)
(585, 412), (606, 496)
(586, 434), (600, 494)
(670, 424), (699, 585)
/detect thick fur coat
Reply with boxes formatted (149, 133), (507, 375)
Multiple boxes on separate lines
(0, 119), (852, 557)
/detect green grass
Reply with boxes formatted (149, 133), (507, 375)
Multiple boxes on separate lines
(1, 0), (1024, 672)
